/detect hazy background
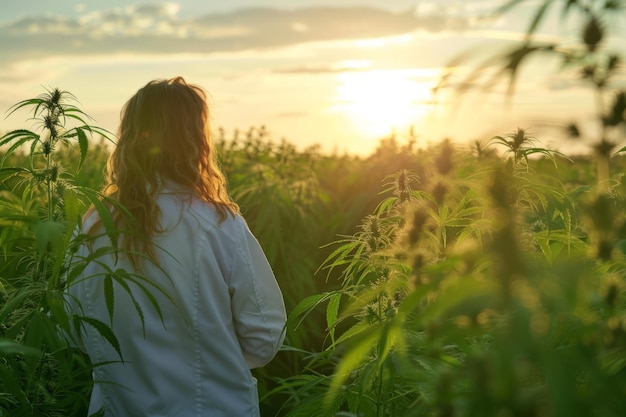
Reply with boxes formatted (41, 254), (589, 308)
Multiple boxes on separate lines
(1, 0), (624, 155)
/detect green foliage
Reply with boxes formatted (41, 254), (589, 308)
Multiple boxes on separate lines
(2, 86), (626, 416)
(0, 88), (160, 417)
(275, 135), (626, 416)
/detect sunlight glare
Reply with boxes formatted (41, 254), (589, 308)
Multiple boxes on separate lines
(354, 34), (413, 48)
(330, 69), (436, 140)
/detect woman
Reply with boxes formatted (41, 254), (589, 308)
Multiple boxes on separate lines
(66, 77), (286, 416)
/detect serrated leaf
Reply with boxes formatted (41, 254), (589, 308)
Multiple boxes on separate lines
(333, 320), (375, 346)
(79, 316), (123, 361)
(5, 98), (45, 118)
(326, 292), (341, 344)
(108, 271), (142, 328)
(79, 189), (118, 250)
(375, 197), (398, 215)
(126, 273), (169, 327)
(0, 131), (39, 165)
(76, 127), (89, 172)
(287, 292), (335, 331)
(104, 275), (115, 325)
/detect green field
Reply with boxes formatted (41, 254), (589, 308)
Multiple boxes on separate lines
(2, 110), (626, 415)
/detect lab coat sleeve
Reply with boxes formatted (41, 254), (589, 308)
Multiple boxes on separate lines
(229, 223), (287, 369)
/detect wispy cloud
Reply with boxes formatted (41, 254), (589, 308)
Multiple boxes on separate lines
(274, 59), (373, 75)
(0, 3), (475, 65)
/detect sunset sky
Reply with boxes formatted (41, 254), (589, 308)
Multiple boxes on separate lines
(1, 1), (624, 156)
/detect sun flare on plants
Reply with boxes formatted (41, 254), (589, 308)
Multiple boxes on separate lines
(331, 69), (435, 140)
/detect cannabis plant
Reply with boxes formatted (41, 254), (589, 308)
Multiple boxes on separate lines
(273, 131), (626, 416)
(440, 0), (626, 187)
(0, 88), (122, 417)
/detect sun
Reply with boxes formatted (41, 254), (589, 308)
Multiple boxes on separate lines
(330, 68), (436, 139)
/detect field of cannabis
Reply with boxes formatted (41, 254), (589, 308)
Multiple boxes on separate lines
(1, 98), (626, 416)
(1, 0), (626, 416)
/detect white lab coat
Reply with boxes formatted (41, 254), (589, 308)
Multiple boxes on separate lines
(67, 187), (287, 417)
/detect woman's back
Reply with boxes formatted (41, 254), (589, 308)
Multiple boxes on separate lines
(69, 188), (286, 416)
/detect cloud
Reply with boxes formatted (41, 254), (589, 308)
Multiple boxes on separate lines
(0, 4), (473, 65)
(273, 64), (371, 75)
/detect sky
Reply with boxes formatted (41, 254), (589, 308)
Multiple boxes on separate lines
(0, 1), (625, 156)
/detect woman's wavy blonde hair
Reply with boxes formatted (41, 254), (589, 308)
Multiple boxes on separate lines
(100, 76), (238, 262)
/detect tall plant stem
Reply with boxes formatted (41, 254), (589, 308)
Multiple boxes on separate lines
(594, 84), (610, 190)
(377, 361), (385, 417)
(376, 292), (385, 417)
(46, 149), (53, 222)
